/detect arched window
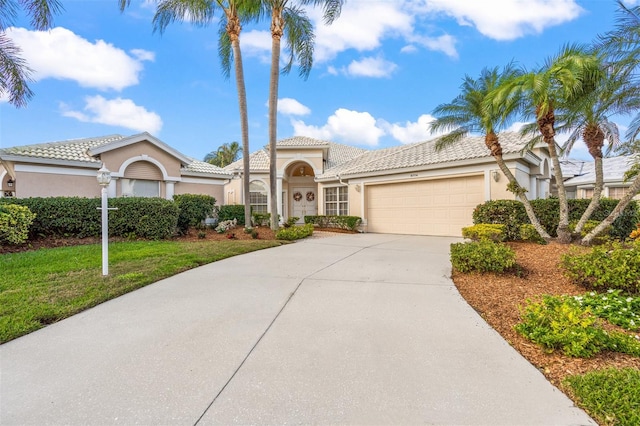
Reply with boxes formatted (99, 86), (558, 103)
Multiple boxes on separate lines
(249, 181), (268, 213)
(121, 161), (161, 197)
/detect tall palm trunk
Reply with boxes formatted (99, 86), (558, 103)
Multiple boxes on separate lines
(575, 125), (605, 237)
(268, 7), (284, 231)
(227, 13), (252, 228)
(536, 105), (571, 243)
(486, 132), (552, 240)
(582, 171), (640, 245)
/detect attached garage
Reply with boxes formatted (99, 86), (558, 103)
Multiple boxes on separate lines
(366, 175), (485, 237)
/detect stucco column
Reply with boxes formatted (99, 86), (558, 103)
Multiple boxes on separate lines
(165, 181), (176, 200)
(529, 176), (537, 199)
(276, 176), (283, 223)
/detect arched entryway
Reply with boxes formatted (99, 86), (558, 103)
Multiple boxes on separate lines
(284, 161), (317, 222)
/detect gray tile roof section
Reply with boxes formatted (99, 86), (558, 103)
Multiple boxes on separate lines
(277, 136), (331, 147)
(563, 155), (638, 186)
(559, 159), (588, 178)
(318, 132), (528, 179)
(0, 135), (124, 163)
(225, 149), (270, 172)
(182, 159), (231, 175)
(325, 142), (369, 169)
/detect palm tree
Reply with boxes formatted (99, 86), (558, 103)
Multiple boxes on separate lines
(430, 65), (552, 240)
(264, 0), (343, 230)
(0, 0), (62, 107)
(121, 0), (260, 228)
(490, 45), (601, 243)
(204, 141), (242, 167)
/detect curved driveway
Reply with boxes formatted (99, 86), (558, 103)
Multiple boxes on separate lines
(1, 233), (595, 425)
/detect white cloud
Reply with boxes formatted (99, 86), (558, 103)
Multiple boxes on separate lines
(385, 114), (438, 144)
(240, 29), (272, 64)
(345, 56), (397, 78)
(277, 98), (311, 116)
(408, 33), (458, 58)
(6, 27), (153, 91)
(291, 108), (385, 146)
(420, 0), (583, 41)
(61, 95), (162, 134)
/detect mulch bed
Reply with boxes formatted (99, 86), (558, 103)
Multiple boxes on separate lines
(452, 242), (640, 391)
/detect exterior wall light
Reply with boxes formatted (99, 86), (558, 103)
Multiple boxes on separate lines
(7, 179), (14, 188)
(492, 170), (501, 182)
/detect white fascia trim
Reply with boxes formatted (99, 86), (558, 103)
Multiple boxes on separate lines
(1, 155), (101, 168)
(89, 132), (192, 165)
(181, 176), (227, 185)
(15, 164), (98, 177)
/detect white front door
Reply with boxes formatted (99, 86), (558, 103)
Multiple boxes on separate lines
(292, 187), (317, 221)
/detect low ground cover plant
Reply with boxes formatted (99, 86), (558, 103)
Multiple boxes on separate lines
(276, 223), (314, 240)
(450, 239), (516, 273)
(215, 218), (238, 234)
(515, 295), (640, 358)
(561, 242), (640, 294)
(564, 368), (640, 426)
(304, 215), (362, 231)
(571, 289), (640, 331)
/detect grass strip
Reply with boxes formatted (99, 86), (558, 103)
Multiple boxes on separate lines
(0, 239), (282, 343)
(564, 367), (640, 426)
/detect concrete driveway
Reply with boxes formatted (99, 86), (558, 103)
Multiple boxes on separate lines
(0, 233), (595, 425)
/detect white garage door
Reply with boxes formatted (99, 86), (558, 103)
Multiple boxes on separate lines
(366, 175), (484, 237)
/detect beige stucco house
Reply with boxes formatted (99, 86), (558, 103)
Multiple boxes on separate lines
(225, 132), (553, 236)
(1, 131), (553, 237)
(0, 132), (231, 202)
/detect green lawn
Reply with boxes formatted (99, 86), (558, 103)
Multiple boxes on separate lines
(0, 239), (283, 343)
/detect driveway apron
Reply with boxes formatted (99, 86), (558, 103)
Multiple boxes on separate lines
(0, 234), (595, 425)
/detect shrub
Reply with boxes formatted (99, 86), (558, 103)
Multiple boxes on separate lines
(450, 240), (516, 273)
(217, 205), (246, 226)
(304, 215), (362, 231)
(173, 194), (216, 232)
(215, 219), (237, 234)
(571, 289), (640, 331)
(515, 295), (640, 357)
(519, 224), (546, 244)
(109, 197), (179, 240)
(561, 242), (640, 294)
(569, 219), (611, 244)
(284, 216), (299, 228)
(0, 204), (36, 244)
(473, 198), (639, 241)
(472, 200), (528, 240)
(461, 224), (506, 242)
(252, 213), (271, 227)
(276, 223), (314, 240)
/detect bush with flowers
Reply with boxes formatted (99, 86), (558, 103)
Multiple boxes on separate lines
(215, 218), (237, 234)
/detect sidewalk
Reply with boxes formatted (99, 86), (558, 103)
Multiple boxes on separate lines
(0, 233), (595, 425)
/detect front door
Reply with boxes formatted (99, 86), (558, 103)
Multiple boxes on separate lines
(292, 187), (317, 221)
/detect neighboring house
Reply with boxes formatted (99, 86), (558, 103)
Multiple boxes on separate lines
(225, 132), (552, 236)
(0, 133), (231, 202)
(560, 155), (640, 200)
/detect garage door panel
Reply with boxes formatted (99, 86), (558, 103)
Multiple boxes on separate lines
(366, 176), (483, 237)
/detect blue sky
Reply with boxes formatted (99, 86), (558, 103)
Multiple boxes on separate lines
(0, 0), (632, 161)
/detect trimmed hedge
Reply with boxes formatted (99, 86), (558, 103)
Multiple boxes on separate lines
(218, 205), (246, 226)
(173, 194), (216, 232)
(473, 198), (639, 240)
(0, 196), (179, 240)
(461, 224), (506, 242)
(304, 215), (362, 231)
(450, 240), (516, 273)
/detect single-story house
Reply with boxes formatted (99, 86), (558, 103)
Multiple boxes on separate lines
(1, 131), (553, 237)
(560, 156), (640, 200)
(0, 132), (231, 202)
(224, 132), (552, 236)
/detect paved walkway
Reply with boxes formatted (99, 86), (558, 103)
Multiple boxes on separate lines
(0, 234), (595, 425)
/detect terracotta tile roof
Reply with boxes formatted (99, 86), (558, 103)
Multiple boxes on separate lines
(0, 135), (124, 163)
(318, 132), (527, 178)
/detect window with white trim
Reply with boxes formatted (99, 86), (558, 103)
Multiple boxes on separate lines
(582, 188), (594, 199)
(325, 186), (348, 215)
(121, 179), (160, 197)
(249, 181), (268, 213)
